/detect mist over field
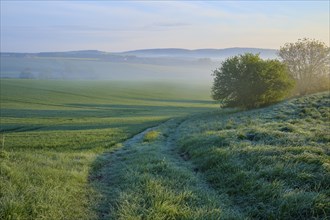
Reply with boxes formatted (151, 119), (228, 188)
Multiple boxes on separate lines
(0, 48), (277, 82)
(1, 1), (329, 219)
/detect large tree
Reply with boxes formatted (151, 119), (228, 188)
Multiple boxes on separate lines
(279, 38), (330, 95)
(212, 53), (294, 109)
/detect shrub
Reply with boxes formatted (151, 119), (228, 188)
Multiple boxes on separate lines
(212, 53), (294, 109)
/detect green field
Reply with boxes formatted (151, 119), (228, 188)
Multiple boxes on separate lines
(1, 79), (329, 219)
(0, 79), (216, 220)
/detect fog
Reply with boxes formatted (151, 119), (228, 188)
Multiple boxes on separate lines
(0, 48), (277, 83)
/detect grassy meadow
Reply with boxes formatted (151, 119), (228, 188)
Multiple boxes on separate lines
(0, 79), (216, 220)
(1, 79), (329, 219)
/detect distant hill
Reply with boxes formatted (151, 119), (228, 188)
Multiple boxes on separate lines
(1, 47), (278, 60)
(0, 47), (278, 81)
(119, 47), (278, 59)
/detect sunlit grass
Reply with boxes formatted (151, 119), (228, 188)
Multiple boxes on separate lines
(143, 130), (161, 142)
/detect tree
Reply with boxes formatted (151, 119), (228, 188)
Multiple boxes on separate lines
(279, 38), (330, 95)
(212, 53), (294, 109)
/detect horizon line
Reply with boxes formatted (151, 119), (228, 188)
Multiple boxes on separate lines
(0, 46), (279, 54)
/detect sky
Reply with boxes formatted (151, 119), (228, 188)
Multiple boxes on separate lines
(1, 1), (329, 52)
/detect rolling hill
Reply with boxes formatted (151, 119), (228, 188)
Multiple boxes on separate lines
(120, 47), (277, 59)
(0, 47), (277, 81)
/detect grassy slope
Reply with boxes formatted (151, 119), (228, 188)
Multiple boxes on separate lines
(0, 79), (216, 220)
(89, 92), (329, 220)
(178, 92), (330, 219)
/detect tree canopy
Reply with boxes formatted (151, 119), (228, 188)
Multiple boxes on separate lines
(212, 53), (294, 109)
(279, 38), (330, 95)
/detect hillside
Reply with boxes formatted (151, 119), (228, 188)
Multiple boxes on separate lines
(177, 92), (330, 219)
(89, 92), (329, 219)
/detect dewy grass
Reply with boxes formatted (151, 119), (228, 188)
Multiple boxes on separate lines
(90, 119), (243, 220)
(177, 92), (330, 219)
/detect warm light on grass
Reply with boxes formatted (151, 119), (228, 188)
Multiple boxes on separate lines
(143, 130), (161, 142)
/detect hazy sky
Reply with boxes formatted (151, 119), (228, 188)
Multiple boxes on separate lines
(1, 1), (329, 52)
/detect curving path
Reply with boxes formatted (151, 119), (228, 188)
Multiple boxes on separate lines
(90, 117), (244, 219)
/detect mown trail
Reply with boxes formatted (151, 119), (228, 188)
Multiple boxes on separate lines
(90, 117), (243, 220)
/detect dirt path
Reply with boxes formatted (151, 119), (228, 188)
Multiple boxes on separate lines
(90, 117), (243, 219)
(122, 122), (165, 147)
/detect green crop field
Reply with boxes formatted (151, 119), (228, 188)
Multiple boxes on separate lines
(1, 79), (329, 219)
(0, 79), (216, 220)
